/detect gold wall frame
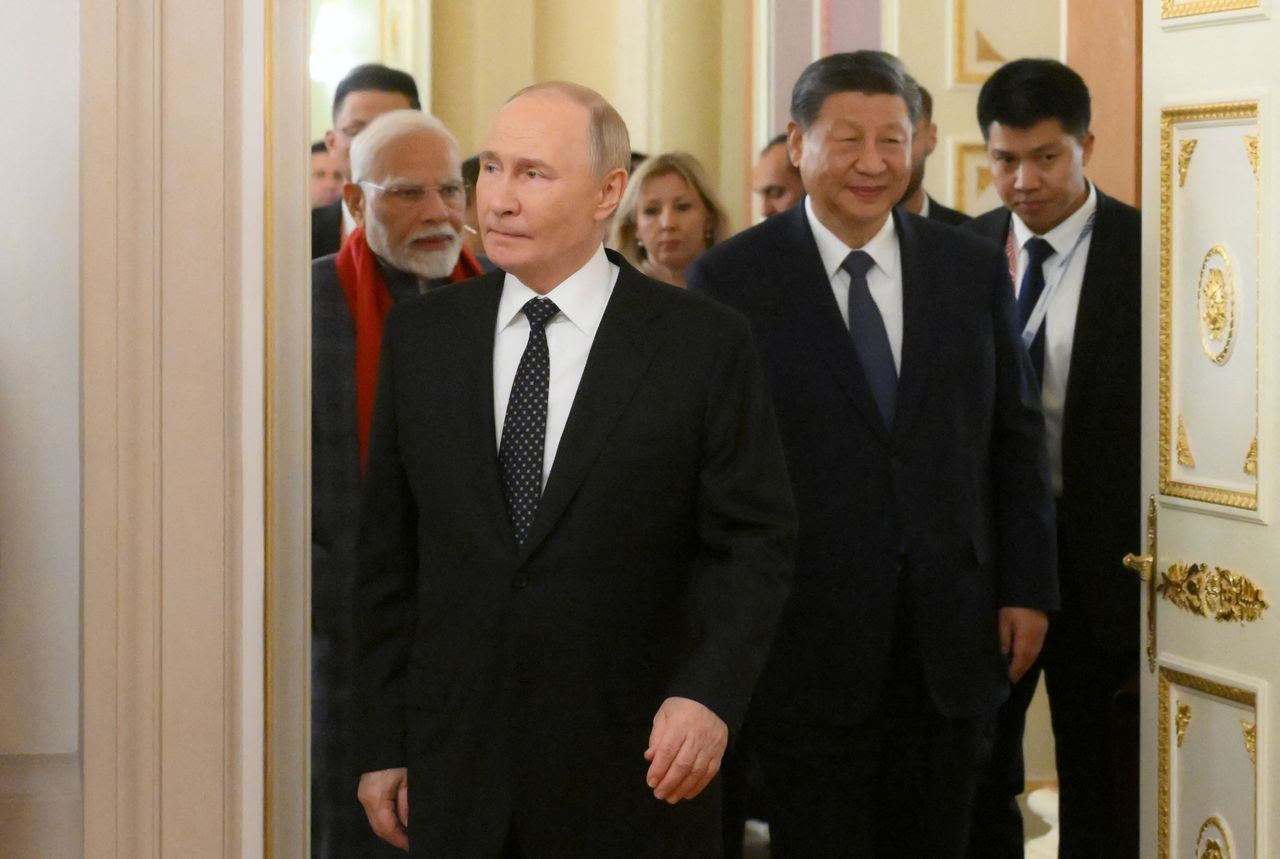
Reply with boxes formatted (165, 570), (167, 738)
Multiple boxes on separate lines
(1162, 0), (1261, 20)
(1158, 101), (1260, 511)
(1158, 665), (1257, 858)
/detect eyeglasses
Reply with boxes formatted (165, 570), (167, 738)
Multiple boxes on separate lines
(358, 180), (468, 208)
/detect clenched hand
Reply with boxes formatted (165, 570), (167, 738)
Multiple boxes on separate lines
(999, 606), (1048, 682)
(643, 696), (728, 804)
(357, 766), (410, 851)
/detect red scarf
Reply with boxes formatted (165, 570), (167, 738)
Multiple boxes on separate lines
(335, 226), (484, 470)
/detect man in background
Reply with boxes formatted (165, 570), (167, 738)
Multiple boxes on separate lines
(751, 133), (806, 218)
(963, 58), (1141, 859)
(898, 83), (968, 225)
(311, 140), (345, 208)
(311, 108), (482, 858)
(312, 62), (421, 259)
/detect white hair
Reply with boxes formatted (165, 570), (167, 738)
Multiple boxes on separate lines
(349, 109), (460, 182)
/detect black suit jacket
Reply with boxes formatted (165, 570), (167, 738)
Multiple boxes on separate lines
(688, 205), (1057, 726)
(963, 189), (1141, 653)
(312, 199), (343, 259)
(354, 250), (796, 857)
(927, 194), (970, 226)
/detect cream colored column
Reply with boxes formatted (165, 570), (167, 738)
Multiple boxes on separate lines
(81, 0), (267, 854)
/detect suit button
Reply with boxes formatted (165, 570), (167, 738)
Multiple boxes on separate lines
(513, 573), (530, 589)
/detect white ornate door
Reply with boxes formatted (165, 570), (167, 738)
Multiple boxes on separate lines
(1137, 1), (1278, 856)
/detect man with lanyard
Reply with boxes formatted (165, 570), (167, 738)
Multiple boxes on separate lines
(963, 58), (1141, 858)
(310, 108), (482, 858)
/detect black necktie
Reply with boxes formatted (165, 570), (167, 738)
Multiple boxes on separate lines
(498, 297), (560, 545)
(842, 250), (897, 427)
(1017, 237), (1056, 382)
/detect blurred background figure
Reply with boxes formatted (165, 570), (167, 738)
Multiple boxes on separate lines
(898, 83), (969, 225)
(459, 154), (494, 270)
(609, 151), (728, 288)
(751, 133), (806, 218)
(310, 140), (345, 208)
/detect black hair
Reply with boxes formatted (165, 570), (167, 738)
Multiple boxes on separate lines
(976, 58), (1091, 140)
(310, 140), (327, 155)
(790, 51), (922, 129)
(461, 155), (480, 205)
(332, 63), (421, 120)
(760, 132), (788, 157)
(918, 84), (933, 123)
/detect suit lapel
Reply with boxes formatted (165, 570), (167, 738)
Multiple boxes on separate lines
(782, 206), (892, 444)
(1063, 190), (1121, 419)
(891, 210), (936, 443)
(460, 272), (519, 553)
(516, 257), (659, 561)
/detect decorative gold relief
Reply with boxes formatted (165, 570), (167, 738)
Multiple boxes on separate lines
(1158, 562), (1268, 623)
(1159, 668), (1256, 859)
(1196, 246), (1236, 364)
(1243, 437), (1257, 477)
(974, 30), (1005, 63)
(1163, 0), (1261, 19)
(1177, 415), (1197, 467)
(1243, 135), (1258, 178)
(1158, 102), (1259, 511)
(954, 143), (994, 215)
(1196, 816), (1232, 859)
(1176, 703), (1192, 747)
(1179, 139), (1198, 187)
(1240, 720), (1256, 766)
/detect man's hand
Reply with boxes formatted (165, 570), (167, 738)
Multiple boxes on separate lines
(999, 606), (1048, 682)
(643, 696), (728, 804)
(357, 767), (410, 851)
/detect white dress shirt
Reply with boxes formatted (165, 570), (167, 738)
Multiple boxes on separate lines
(1010, 182), (1097, 495)
(805, 196), (904, 372)
(493, 244), (619, 485)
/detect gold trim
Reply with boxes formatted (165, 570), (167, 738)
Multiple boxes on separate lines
(952, 0), (1007, 85)
(1163, 0), (1260, 19)
(1196, 816), (1232, 859)
(1158, 102), (1259, 511)
(1179, 139), (1198, 187)
(1243, 135), (1259, 178)
(1177, 415), (1197, 467)
(953, 142), (989, 216)
(1240, 720), (1256, 766)
(1176, 702), (1192, 747)
(1244, 437), (1257, 476)
(1157, 562), (1268, 623)
(1196, 246), (1236, 365)
(1159, 667), (1257, 859)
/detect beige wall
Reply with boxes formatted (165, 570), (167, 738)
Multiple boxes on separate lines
(1066, 0), (1140, 206)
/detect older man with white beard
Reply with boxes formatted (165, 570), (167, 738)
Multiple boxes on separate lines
(310, 108), (483, 859)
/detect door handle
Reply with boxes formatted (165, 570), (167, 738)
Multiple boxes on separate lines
(1125, 495), (1158, 673)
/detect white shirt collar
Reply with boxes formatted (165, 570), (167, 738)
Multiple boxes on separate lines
(496, 244), (615, 337)
(805, 196), (900, 281)
(1011, 181), (1097, 260)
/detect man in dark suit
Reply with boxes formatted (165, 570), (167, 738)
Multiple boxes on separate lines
(688, 51), (1057, 857)
(963, 59), (1141, 859)
(312, 63), (421, 259)
(899, 83), (969, 225)
(311, 109), (482, 859)
(352, 81), (796, 858)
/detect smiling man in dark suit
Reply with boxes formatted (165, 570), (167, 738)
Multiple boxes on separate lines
(688, 51), (1057, 857)
(963, 58), (1141, 859)
(351, 80), (795, 858)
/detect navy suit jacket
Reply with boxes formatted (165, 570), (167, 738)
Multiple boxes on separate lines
(689, 204), (1057, 724)
(963, 188), (1141, 654)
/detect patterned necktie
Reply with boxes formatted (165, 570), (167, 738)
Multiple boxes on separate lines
(498, 297), (561, 545)
(1017, 237), (1056, 382)
(841, 250), (897, 427)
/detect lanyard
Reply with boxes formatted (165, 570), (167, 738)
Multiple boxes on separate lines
(1004, 212), (1095, 349)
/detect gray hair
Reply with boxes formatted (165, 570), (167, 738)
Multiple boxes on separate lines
(507, 81), (631, 177)
(349, 109), (460, 183)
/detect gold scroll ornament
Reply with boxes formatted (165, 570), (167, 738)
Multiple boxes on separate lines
(1197, 246), (1236, 365)
(1240, 720), (1256, 766)
(1175, 703), (1192, 747)
(1244, 437), (1257, 476)
(1179, 139), (1198, 187)
(1196, 816), (1232, 859)
(1177, 415), (1196, 467)
(1243, 135), (1258, 178)
(1158, 562), (1268, 623)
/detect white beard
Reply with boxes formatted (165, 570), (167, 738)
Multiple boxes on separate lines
(366, 221), (463, 280)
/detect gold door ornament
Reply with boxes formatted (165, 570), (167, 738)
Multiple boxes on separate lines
(1157, 562), (1268, 623)
(1196, 246), (1236, 365)
(1163, 0), (1260, 19)
(1196, 816), (1232, 859)
(1179, 139), (1198, 187)
(1243, 437), (1257, 476)
(1177, 415), (1197, 467)
(1243, 135), (1258, 178)
(1176, 703), (1192, 746)
(1239, 720), (1256, 766)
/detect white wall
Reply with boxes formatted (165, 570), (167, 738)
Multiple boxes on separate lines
(0, 0), (81, 755)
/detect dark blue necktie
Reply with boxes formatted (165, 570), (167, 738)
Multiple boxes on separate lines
(498, 297), (560, 545)
(842, 250), (897, 427)
(1017, 237), (1056, 382)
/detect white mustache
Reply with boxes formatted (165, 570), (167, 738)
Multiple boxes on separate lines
(410, 227), (461, 244)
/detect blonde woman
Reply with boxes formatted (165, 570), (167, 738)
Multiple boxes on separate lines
(610, 151), (729, 287)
